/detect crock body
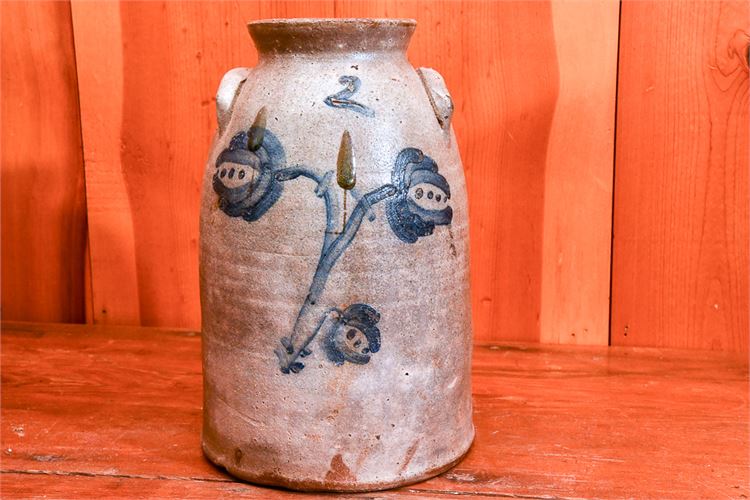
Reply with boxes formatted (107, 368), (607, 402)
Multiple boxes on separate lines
(200, 19), (473, 492)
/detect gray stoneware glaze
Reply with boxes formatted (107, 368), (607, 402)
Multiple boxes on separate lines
(200, 18), (473, 492)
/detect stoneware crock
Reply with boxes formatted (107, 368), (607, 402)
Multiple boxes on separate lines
(200, 18), (473, 492)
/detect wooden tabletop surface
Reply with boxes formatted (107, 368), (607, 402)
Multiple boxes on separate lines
(1, 322), (747, 499)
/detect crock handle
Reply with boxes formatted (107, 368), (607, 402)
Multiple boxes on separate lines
(216, 67), (252, 134)
(417, 67), (454, 131)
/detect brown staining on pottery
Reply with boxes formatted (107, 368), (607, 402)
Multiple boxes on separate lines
(305, 433), (323, 442)
(397, 440), (420, 474)
(248, 19), (416, 55)
(325, 408), (340, 423)
(246, 106), (267, 151)
(448, 227), (458, 257)
(336, 130), (356, 190)
(204, 438), (473, 493)
(325, 453), (356, 483)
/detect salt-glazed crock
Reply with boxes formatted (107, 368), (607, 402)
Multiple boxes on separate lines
(200, 18), (473, 492)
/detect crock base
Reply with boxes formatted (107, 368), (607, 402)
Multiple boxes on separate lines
(202, 430), (474, 493)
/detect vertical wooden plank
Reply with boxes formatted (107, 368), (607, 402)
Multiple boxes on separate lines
(612, 1), (749, 351)
(539, 0), (619, 345)
(71, 0), (140, 325)
(1, 1), (87, 322)
(458, 2), (557, 343)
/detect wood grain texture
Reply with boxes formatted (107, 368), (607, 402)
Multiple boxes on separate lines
(71, 1), (154, 326)
(0, 1), (87, 323)
(612, 1), (749, 351)
(69, 1), (619, 343)
(0, 474), (501, 500)
(2, 322), (747, 499)
(540, 0), (619, 345)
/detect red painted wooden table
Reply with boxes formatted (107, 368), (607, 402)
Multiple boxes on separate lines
(1, 322), (747, 499)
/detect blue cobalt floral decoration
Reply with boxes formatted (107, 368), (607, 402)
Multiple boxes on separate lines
(323, 303), (381, 366)
(212, 118), (452, 374)
(213, 124), (286, 222)
(386, 148), (453, 243)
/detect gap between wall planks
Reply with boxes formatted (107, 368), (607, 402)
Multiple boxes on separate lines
(612, 0), (749, 352)
(0, 1), (88, 323)
(68, 0), (619, 344)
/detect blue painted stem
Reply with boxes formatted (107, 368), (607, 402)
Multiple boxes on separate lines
(305, 184), (396, 302)
(273, 166), (396, 372)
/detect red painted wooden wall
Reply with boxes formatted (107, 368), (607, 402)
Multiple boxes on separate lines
(2, 1), (747, 352)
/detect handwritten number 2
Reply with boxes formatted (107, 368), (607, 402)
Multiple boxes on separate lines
(324, 75), (375, 117)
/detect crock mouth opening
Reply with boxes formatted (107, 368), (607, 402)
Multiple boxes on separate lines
(247, 18), (417, 55)
(248, 18), (416, 28)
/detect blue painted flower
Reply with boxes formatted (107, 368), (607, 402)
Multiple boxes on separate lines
(385, 148), (453, 243)
(213, 127), (285, 222)
(323, 304), (381, 366)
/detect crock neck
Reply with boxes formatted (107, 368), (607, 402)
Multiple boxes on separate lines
(248, 18), (416, 57)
